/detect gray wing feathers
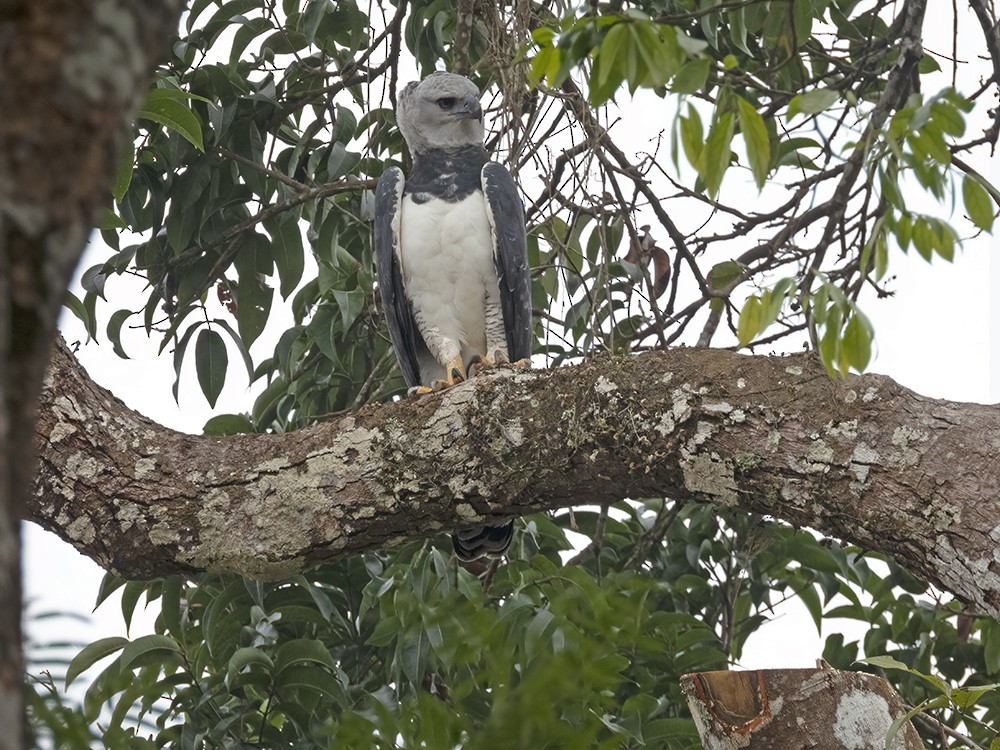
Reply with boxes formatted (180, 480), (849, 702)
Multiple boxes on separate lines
(374, 167), (422, 388)
(482, 162), (532, 361)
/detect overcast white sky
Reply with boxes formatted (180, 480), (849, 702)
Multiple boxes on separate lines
(24, 3), (1000, 687)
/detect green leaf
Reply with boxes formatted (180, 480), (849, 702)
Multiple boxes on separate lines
(138, 88), (205, 151)
(818, 303), (843, 376)
(595, 23), (630, 91)
(963, 174), (995, 231)
(230, 16), (274, 64)
(524, 608), (557, 661)
(269, 218), (305, 299)
(678, 104), (704, 171)
(702, 111), (734, 197)
(737, 97), (770, 189)
(159, 575), (183, 638)
(106, 309), (133, 360)
(80, 264), (108, 299)
(884, 697), (946, 750)
(911, 217), (934, 261)
(82, 657), (126, 722)
(332, 289), (365, 336)
(195, 328), (228, 408)
(119, 634), (181, 672)
(332, 104), (358, 144)
(951, 683), (1000, 709)
(931, 103), (964, 139)
(302, 0), (328, 43)
(366, 615), (401, 647)
(859, 656), (952, 698)
(226, 646), (275, 684)
(168, 320), (204, 401)
(326, 142), (361, 179)
(293, 576), (336, 622)
(97, 209), (127, 233)
(275, 638), (337, 671)
(797, 583), (823, 633)
(728, 6), (751, 55)
(62, 291), (94, 341)
(638, 22), (685, 88)
(859, 654), (909, 671)
(65, 636), (129, 689)
(112, 138), (135, 203)
(736, 295), (762, 347)
(932, 218), (955, 261)
(841, 313), (872, 372)
(120, 580), (148, 634)
(672, 57), (711, 94)
(708, 261), (741, 291)
(788, 88), (838, 120)
(209, 317), (255, 382)
(874, 232), (889, 280)
(203, 413), (254, 435)
(529, 44), (561, 88)
(984, 620), (1000, 673)
(93, 572), (127, 611)
(274, 664), (346, 703)
(202, 577), (251, 659)
(918, 54), (941, 74)
(398, 629), (429, 686)
(83, 292), (99, 340)
(893, 212), (913, 252)
(235, 234), (274, 347)
(250, 375), (288, 430)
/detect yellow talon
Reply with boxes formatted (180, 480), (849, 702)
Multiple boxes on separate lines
(441, 355), (467, 387)
(469, 354), (496, 376)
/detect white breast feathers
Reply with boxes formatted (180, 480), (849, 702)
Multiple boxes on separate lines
(398, 192), (501, 380)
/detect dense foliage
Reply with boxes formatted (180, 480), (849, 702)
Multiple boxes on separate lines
(39, 505), (1000, 748)
(36, 0), (1000, 746)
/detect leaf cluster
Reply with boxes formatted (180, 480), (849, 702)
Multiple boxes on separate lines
(45, 498), (1000, 748)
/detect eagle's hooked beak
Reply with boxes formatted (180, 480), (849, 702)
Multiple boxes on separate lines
(451, 95), (483, 122)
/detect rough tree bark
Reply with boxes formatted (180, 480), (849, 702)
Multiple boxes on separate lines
(0, 2), (180, 747)
(681, 668), (922, 749)
(32, 337), (1000, 621)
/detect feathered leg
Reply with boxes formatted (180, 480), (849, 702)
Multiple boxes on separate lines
(412, 312), (467, 388)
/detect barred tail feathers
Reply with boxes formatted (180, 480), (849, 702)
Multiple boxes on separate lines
(451, 521), (514, 560)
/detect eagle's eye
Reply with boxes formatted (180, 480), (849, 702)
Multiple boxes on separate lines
(436, 97), (457, 110)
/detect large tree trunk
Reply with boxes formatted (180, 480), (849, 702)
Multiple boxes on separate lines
(0, 2), (180, 747)
(31, 338), (1000, 622)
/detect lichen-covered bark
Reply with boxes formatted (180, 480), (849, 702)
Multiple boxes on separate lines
(681, 667), (922, 748)
(31, 338), (1000, 621)
(0, 2), (181, 746)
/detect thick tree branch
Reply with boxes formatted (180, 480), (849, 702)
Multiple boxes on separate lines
(31, 339), (1000, 621)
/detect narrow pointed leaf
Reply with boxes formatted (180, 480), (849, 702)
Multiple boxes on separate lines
(65, 637), (129, 688)
(195, 328), (228, 408)
(737, 295), (763, 347)
(737, 97), (770, 189)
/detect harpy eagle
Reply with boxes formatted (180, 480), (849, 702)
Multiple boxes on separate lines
(373, 72), (532, 560)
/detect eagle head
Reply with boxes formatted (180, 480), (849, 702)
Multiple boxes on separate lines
(396, 72), (485, 154)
